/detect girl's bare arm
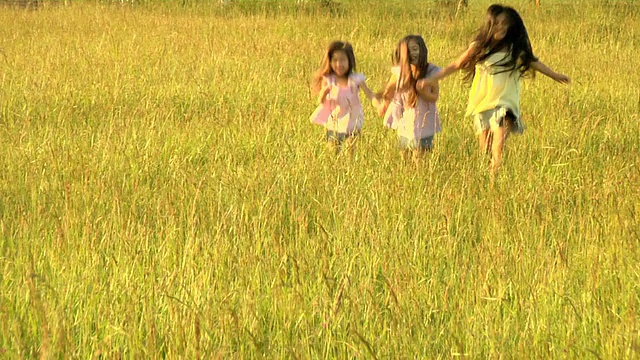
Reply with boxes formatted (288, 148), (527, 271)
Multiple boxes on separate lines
(376, 74), (397, 116)
(381, 73), (398, 101)
(318, 77), (331, 104)
(359, 81), (376, 101)
(419, 42), (476, 87)
(531, 61), (571, 84)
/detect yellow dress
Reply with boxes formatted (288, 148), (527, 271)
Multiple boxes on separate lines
(466, 51), (521, 120)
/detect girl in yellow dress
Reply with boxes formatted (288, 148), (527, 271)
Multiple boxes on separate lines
(421, 4), (570, 175)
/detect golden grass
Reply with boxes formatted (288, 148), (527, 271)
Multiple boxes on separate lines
(0, 0), (638, 357)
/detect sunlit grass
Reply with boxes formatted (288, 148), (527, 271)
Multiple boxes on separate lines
(0, 0), (638, 358)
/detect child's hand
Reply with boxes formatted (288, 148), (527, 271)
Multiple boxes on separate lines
(553, 73), (570, 84)
(375, 100), (388, 117)
(371, 97), (383, 114)
(372, 97), (382, 110)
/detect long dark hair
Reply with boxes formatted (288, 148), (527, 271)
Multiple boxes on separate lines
(312, 41), (356, 93)
(385, 34), (430, 107)
(461, 5), (538, 81)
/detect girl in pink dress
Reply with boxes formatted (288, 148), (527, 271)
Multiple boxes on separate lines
(310, 41), (377, 153)
(376, 35), (441, 160)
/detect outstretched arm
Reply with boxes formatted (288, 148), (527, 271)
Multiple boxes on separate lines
(416, 42), (475, 90)
(419, 42), (476, 87)
(359, 80), (376, 101)
(531, 61), (570, 84)
(375, 74), (398, 116)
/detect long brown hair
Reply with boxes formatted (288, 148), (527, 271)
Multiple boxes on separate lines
(384, 35), (431, 108)
(312, 41), (356, 93)
(461, 4), (538, 81)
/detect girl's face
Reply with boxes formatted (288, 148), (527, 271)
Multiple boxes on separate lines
(493, 14), (509, 41)
(408, 39), (421, 65)
(330, 50), (350, 77)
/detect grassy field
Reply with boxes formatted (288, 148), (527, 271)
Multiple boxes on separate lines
(1, 0), (639, 358)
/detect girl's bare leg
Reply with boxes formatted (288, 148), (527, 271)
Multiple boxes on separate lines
(490, 122), (512, 176)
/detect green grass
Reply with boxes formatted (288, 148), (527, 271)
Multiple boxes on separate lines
(1, 0), (639, 358)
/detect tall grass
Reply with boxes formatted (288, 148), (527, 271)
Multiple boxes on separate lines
(1, 0), (638, 358)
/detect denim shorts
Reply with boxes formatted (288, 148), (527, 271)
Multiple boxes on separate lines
(398, 135), (434, 151)
(473, 107), (524, 135)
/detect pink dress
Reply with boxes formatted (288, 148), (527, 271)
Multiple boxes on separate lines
(383, 65), (441, 141)
(310, 73), (366, 135)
